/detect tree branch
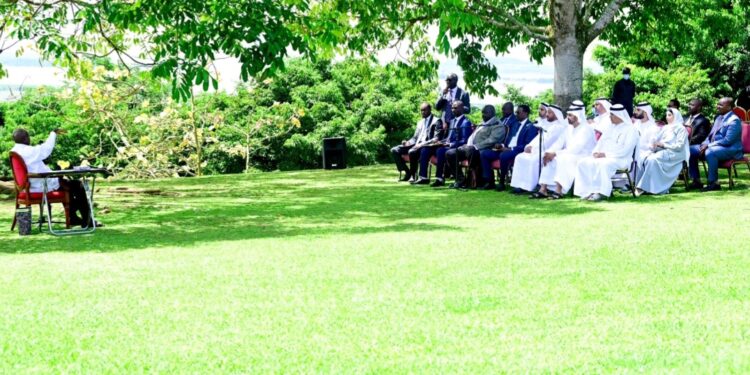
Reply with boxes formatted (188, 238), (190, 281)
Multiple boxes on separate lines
(586, 0), (626, 43)
(465, 2), (551, 43)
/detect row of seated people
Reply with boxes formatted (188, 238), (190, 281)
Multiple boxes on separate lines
(391, 96), (746, 201)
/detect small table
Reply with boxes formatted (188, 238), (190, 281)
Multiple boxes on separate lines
(28, 168), (110, 236)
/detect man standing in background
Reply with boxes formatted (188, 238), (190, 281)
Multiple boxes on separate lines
(435, 73), (470, 123)
(612, 67), (636, 116)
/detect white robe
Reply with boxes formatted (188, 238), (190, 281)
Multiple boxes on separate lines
(635, 120), (661, 168)
(574, 123), (640, 197)
(538, 123), (597, 194)
(510, 120), (567, 191)
(636, 124), (690, 194)
(591, 113), (612, 135)
(10, 132), (60, 193)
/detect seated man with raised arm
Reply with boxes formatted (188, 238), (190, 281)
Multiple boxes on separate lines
(11, 128), (102, 227)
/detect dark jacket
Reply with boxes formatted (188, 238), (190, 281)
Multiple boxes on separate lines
(509, 118), (537, 154)
(436, 87), (471, 123)
(612, 79), (636, 115)
(686, 113), (711, 145)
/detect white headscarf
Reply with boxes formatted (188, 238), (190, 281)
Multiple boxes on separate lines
(595, 98), (612, 114)
(572, 100), (585, 108)
(537, 102), (550, 128)
(610, 104), (633, 126)
(667, 108), (684, 126)
(567, 105), (586, 125)
(547, 105), (565, 127)
(636, 102), (655, 124)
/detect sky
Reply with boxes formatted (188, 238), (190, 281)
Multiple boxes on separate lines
(0, 41), (604, 104)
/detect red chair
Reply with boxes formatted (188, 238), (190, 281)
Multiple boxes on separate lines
(718, 122), (750, 188)
(491, 159), (513, 185)
(733, 107), (747, 123)
(10, 152), (70, 232)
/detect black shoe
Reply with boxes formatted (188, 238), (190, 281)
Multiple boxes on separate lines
(511, 187), (525, 195)
(478, 182), (496, 190)
(412, 178), (429, 185)
(431, 179), (445, 187)
(701, 183), (721, 192)
(450, 182), (466, 189)
(688, 180), (704, 190)
(495, 183), (507, 192)
(399, 173), (412, 182)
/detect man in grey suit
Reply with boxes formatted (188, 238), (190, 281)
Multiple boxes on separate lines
(436, 73), (470, 123)
(446, 105), (508, 188)
(391, 103), (441, 181)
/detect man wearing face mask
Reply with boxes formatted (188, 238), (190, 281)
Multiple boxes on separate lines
(612, 67), (636, 116)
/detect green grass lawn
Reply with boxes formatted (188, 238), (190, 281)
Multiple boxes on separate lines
(2, 165), (750, 372)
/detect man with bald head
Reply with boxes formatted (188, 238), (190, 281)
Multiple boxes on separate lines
(435, 73), (471, 123)
(11, 128), (99, 227)
(445, 104), (507, 188)
(687, 97), (744, 191)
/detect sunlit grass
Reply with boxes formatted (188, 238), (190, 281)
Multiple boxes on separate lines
(1, 165), (750, 372)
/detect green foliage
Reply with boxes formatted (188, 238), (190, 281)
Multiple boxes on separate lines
(0, 87), (102, 178)
(602, 0), (750, 95)
(0, 57), (432, 178)
(583, 59), (718, 117)
(502, 85), (553, 122)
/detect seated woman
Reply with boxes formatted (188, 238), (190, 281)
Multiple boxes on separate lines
(635, 108), (690, 196)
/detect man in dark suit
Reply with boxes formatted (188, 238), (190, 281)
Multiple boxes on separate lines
(435, 73), (470, 123)
(612, 67), (636, 116)
(412, 101), (471, 185)
(685, 98), (711, 145)
(687, 97), (744, 191)
(446, 105), (508, 188)
(390, 103), (440, 181)
(479, 103), (533, 191)
(430, 101), (473, 187)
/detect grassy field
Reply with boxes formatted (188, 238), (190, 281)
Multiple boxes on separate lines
(2, 165), (750, 372)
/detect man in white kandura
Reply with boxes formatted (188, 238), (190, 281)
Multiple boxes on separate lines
(509, 104), (567, 194)
(574, 104), (640, 202)
(635, 107), (690, 196)
(533, 105), (597, 199)
(633, 101), (661, 169)
(588, 97), (612, 135)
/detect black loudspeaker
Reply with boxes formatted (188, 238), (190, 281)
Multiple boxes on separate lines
(322, 137), (347, 169)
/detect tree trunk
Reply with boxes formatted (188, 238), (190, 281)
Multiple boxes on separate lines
(551, 0), (585, 108)
(553, 37), (584, 109)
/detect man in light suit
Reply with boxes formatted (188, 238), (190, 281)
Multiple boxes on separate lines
(479, 103), (533, 191)
(390, 103), (441, 181)
(687, 97), (744, 191)
(446, 105), (508, 188)
(435, 73), (470, 123)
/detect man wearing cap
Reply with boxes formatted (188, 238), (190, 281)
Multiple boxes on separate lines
(435, 73), (470, 124)
(511, 104), (567, 195)
(535, 105), (597, 199)
(613, 67), (636, 116)
(574, 104), (640, 201)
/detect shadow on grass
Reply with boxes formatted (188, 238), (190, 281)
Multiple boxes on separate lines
(1, 165), (733, 254)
